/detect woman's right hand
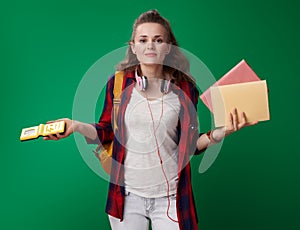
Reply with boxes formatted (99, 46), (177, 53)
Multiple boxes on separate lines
(43, 118), (77, 141)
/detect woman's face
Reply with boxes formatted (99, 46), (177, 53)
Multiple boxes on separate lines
(131, 23), (170, 65)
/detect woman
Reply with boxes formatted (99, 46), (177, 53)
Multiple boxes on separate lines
(44, 10), (257, 230)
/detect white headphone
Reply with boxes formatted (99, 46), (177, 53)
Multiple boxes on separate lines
(135, 70), (172, 94)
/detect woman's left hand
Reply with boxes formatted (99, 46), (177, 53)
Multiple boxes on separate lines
(212, 108), (258, 142)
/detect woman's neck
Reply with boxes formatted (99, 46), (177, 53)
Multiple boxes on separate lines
(140, 64), (164, 79)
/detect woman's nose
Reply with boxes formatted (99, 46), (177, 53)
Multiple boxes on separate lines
(146, 41), (155, 49)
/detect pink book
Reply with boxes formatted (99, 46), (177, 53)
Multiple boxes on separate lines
(200, 59), (261, 113)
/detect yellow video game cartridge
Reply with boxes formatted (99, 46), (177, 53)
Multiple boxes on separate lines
(20, 121), (66, 141)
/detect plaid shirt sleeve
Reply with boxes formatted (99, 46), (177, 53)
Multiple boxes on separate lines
(85, 75), (115, 144)
(176, 80), (202, 230)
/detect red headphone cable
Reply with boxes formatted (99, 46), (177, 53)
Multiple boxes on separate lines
(145, 93), (178, 223)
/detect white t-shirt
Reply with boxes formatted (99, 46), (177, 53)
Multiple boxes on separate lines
(124, 87), (181, 198)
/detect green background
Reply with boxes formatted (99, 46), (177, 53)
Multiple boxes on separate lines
(1, 0), (299, 229)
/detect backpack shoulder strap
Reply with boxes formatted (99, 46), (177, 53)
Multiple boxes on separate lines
(113, 71), (124, 100)
(112, 71), (124, 131)
(93, 71), (124, 153)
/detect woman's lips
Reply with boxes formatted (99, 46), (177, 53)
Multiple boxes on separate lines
(145, 53), (157, 57)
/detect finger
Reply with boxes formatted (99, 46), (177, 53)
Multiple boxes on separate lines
(240, 112), (259, 127)
(238, 112), (247, 128)
(227, 112), (233, 130)
(224, 112), (234, 135)
(56, 132), (63, 139)
(46, 120), (56, 124)
(46, 118), (66, 124)
(56, 131), (69, 139)
(47, 134), (59, 141)
(246, 121), (259, 126)
(232, 108), (238, 131)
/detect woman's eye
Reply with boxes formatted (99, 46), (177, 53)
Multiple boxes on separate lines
(155, 39), (163, 44)
(139, 39), (146, 43)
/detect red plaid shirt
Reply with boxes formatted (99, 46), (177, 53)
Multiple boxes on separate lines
(90, 71), (205, 230)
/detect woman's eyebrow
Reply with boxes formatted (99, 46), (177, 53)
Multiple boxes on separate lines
(138, 34), (163, 38)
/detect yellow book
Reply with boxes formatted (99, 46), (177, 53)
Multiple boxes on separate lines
(211, 80), (270, 127)
(20, 121), (66, 141)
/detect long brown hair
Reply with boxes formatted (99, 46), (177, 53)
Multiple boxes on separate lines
(116, 10), (195, 85)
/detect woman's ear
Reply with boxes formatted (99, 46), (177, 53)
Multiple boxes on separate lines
(130, 41), (136, 54)
(165, 43), (172, 54)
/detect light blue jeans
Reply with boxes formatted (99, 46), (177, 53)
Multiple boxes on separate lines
(108, 192), (180, 230)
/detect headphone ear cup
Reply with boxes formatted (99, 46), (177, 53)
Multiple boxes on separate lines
(135, 70), (148, 91)
(161, 79), (171, 94)
(141, 76), (148, 91)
